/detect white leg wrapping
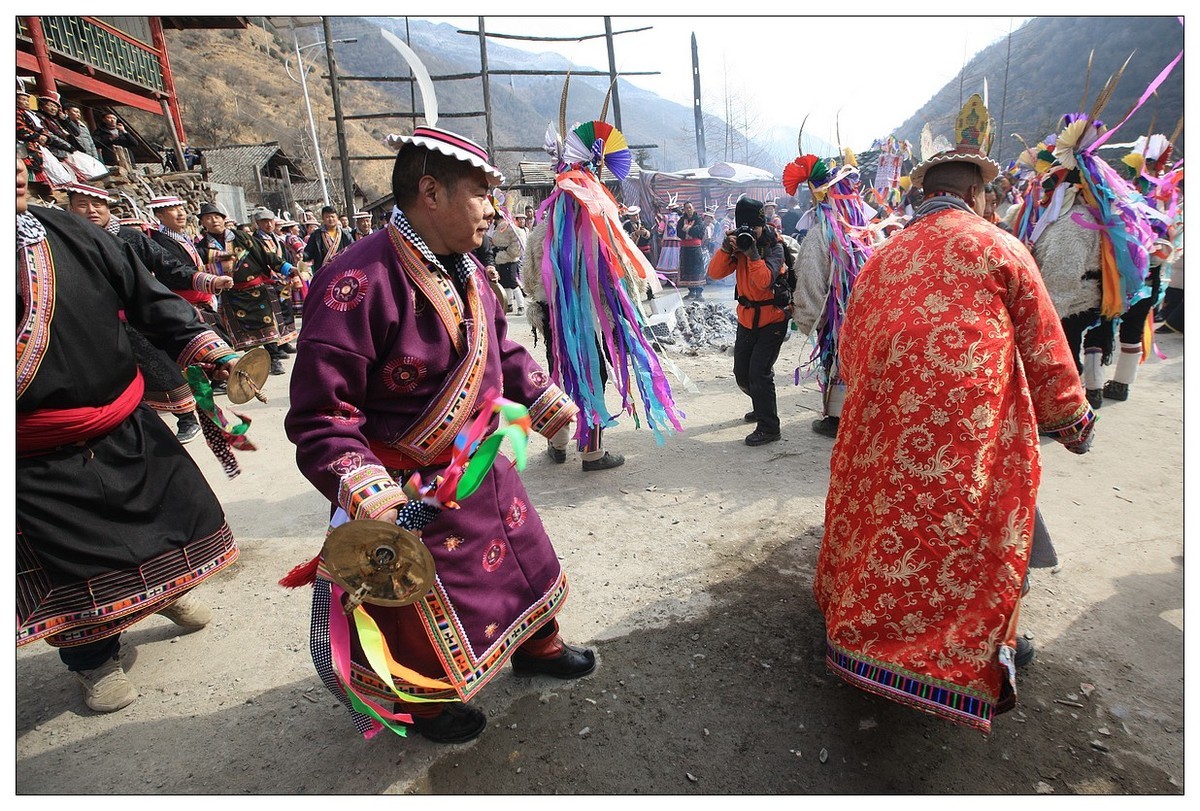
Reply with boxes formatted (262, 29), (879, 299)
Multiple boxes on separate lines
(824, 382), (846, 418)
(1113, 342), (1142, 385)
(1082, 350), (1104, 390)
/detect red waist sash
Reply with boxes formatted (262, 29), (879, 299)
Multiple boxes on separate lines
(177, 288), (214, 305)
(231, 275), (272, 291)
(680, 238), (703, 247)
(17, 371), (145, 455)
(368, 441), (453, 472)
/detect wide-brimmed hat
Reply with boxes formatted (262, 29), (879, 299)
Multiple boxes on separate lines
(354, 211), (371, 220)
(623, 206), (640, 217)
(147, 195), (186, 210)
(63, 181), (114, 202)
(198, 202), (225, 218)
(387, 125), (505, 185)
(910, 93), (1000, 188)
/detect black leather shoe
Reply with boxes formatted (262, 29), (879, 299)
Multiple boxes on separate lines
(280, 342), (297, 354)
(546, 444), (567, 464)
(512, 642), (596, 679)
(743, 411), (758, 423)
(1102, 380), (1129, 401)
(582, 451), (624, 472)
(811, 416), (839, 438)
(269, 358), (286, 376)
(411, 703), (487, 744)
(1085, 388), (1103, 409)
(745, 430), (781, 447)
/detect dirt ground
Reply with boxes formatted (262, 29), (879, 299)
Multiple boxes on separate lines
(12, 312), (1185, 797)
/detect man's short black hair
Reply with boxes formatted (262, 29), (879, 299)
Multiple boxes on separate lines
(321, 205), (337, 216)
(922, 162), (984, 197)
(392, 144), (481, 207)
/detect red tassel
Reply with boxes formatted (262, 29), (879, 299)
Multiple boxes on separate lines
(279, 555), (321, 588)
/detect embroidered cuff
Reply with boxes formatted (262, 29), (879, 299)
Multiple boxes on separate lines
(338, 463), (407, 521)
(192, 272), (223, 294)
(529, 384), (579, 439)
(179, 331), (235, 368)
(1044, 405), (1096, 454)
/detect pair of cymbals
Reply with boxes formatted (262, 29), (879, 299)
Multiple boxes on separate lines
(226, 346), (270, 404)
(322, 520), (436, 608)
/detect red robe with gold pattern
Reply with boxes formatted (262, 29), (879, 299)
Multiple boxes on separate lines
(814, 207), (1093, 732)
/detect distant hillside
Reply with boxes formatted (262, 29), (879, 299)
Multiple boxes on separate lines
(126, 16), (1183, 207)
(895, 16), (1184, 167)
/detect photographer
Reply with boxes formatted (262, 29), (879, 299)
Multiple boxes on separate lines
(706, 196), (788, 446)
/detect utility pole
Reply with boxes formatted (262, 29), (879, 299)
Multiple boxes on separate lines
(604, 17), (623, 130)
(691, 33), (705, 167)
(324, 17), (354, 214)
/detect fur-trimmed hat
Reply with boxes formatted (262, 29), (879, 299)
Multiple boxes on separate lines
(386, 125), (505, 185)
(63, 181), (114, 202)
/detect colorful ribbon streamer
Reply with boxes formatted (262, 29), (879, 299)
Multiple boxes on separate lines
(185, 365), (255, 478)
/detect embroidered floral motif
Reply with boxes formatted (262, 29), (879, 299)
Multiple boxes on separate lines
(482, 539), (507, 572)
(324, 269), (368, 312)
(529, 369), (550, 388)
(443, 535), (464, 552)
(504, 497), (527, 529)
(383, 356), (426, 393)
(328, 451), (366, 476)
(484, 622), (498, 638)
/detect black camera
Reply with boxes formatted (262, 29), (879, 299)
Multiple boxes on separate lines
(733, 226), (757, 251)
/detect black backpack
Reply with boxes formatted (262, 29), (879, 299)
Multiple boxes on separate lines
(773, 233), (800, 308)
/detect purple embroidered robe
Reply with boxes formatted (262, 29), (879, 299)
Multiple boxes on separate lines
(285, 223), (578, 732)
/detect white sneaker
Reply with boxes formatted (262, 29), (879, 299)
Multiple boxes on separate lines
(156, 590), (212, 629)
(75, 659), (138, 712)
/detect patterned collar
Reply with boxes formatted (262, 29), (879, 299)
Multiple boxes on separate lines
(16, 211), (46, 250)
(104, 218), (121, 235)
(157, 223), (194, 245)
(389, 205), (474, 286)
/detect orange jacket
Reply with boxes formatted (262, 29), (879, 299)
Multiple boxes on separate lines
(705, 238), (787, 328)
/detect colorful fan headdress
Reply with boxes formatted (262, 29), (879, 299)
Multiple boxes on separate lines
(910, 93), (1001, 188)
(782, 129), (874, 401)
(538, 75), (686, 448)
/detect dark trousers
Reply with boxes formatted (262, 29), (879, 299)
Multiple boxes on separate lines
(59, 634), (121, 672)
(1118, 267), (1162, 343)
(1062, 309), (1114, 371)
(733, 321), (787, 434)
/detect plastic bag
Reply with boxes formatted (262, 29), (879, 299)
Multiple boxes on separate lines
(66, 150), (109, 180)
(40, 147), (77, 187)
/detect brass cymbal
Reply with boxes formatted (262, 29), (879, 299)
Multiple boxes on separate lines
(227, 346), (270, 404)
(321, 520), (436, 608)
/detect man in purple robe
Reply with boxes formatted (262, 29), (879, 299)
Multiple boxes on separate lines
(284, 126), (596, 744)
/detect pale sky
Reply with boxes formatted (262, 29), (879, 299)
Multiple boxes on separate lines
(420, 14), (1033, 152)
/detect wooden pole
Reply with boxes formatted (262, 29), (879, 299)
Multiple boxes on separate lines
(691, 33), (705, 167)
(478, 17), (495, 160)
(324, 17), (354, 214)
(604, 17), (623, 131)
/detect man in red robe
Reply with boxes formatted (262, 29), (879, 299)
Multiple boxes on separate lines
(814, 97), (1096, 733)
